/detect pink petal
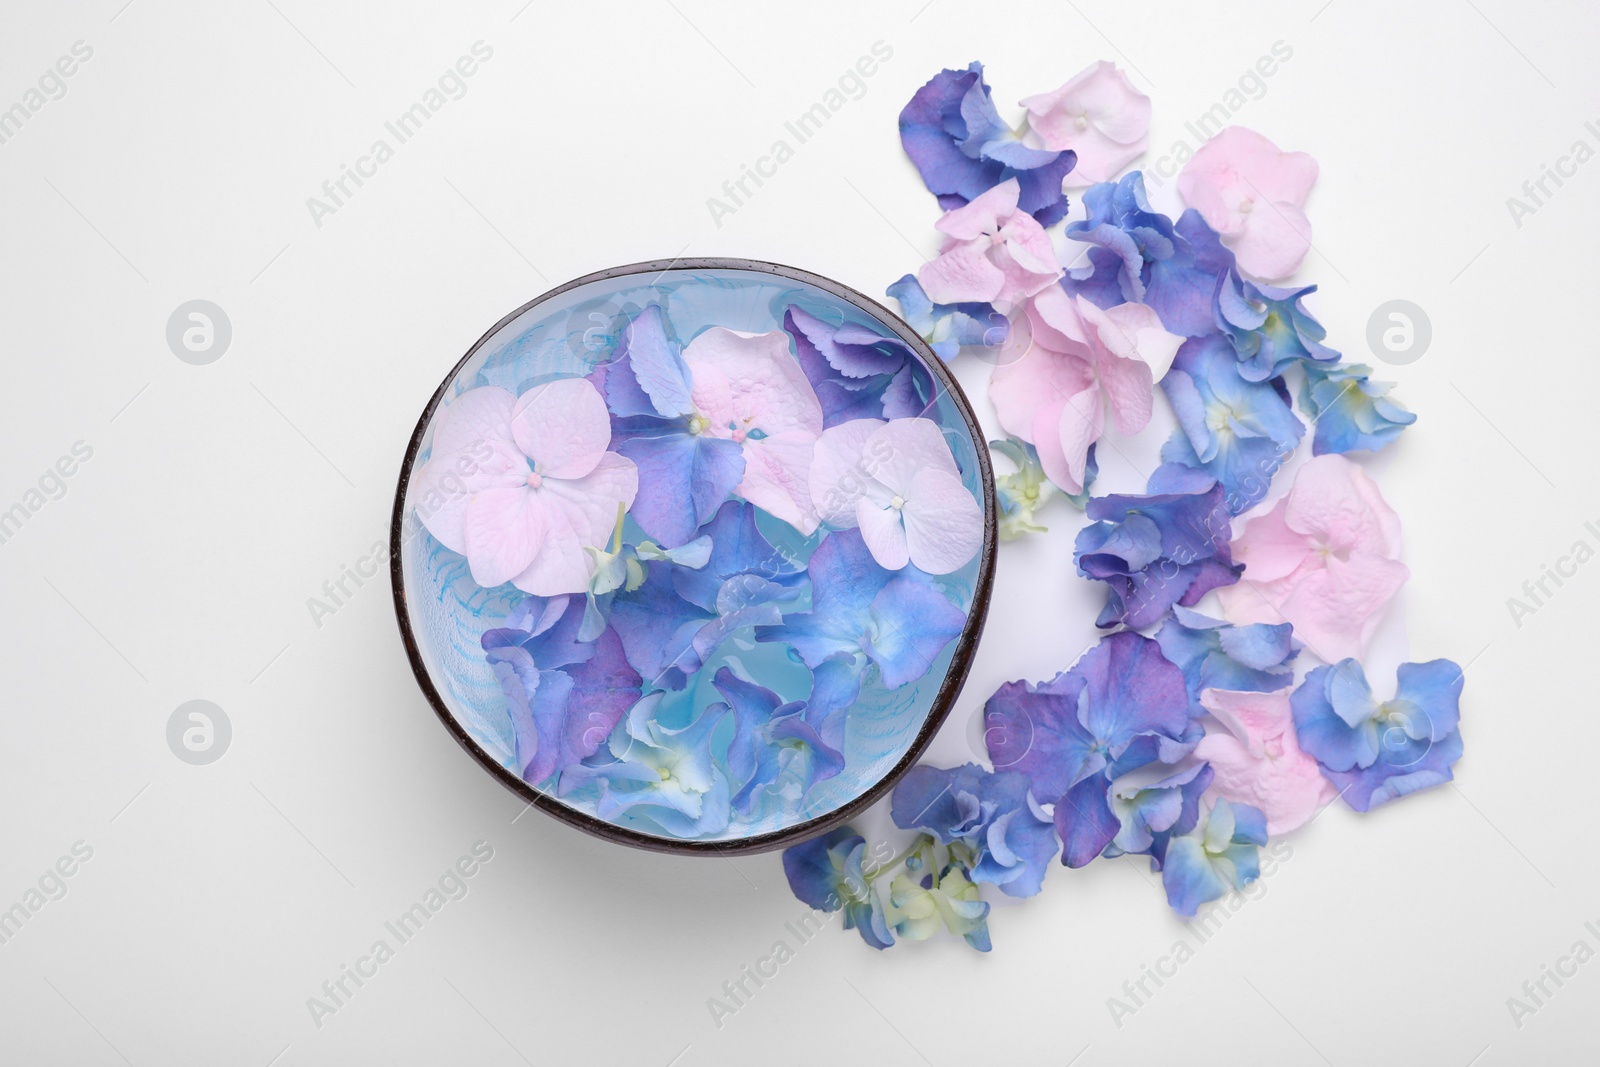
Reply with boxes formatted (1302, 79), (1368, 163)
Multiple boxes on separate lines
(934, 179), (1021, 240)
(857, 498), (910, 570)
(1195, 723), (1334, 835)
(511, 453), (639, 596)
(462, 486), (546, 589)
(901, 468), (984, 574)
(739, 432), (820, 535)
(1275, 554), (1410, 663)
(1019, 61), (1150, 183)
(413, 440), (523, 554)
(1199, 688), (1290, 757)
(430, 385), (517, 457)
(808, 418), (885, 528)
(919, 241), (1007, 305)
(1282, 454), (1403, 558)
(1079, 298), (1180, 435)
(684, 327), (824, 440)
(863, 417), (962, 495)
(1039, 384), (1103, 495)
(508, 377), (611, 480)
(1232, 200), (1314, 280)
(1230, 500), (1312, 584)
(988, 306), (1095, 444)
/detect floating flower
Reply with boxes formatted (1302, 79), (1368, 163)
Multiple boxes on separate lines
(1291, 659), (1464, 812)
(414, 381), (639, 595)
(1154, 605), (1297, 699)
(757, 529), (965, 745)
(1177, 126), (1319, 280)
(784, 304), (938, 425)
(989, 285), (1183, 495)
(1197, 687), (1335, 833)
(1063, 172), (1237, 337)
(886, 275), (1008, 363)
(609, 501), (803, 690)
(1214, 272), (1339, 382)
(900, 62), (1078, 225)
(1299, 362), (1416, 456)
(1073, 484), (1242, 630)
(481, 596), (642, 788)
(1020, 60), (1151, 184)
(1215, 454), (1408, 663)
(602, 305), (747, 548)
(1161, 798), (1268, 916)
(1157, 333), (1305, 514)
(560, 692), (729, 837)
(711, 667), (844, 815)
(808, 417), (983, 574)
(888, 859), (991, 952)
(918, 178), (1062, 310)
(983, 632), (1197, 867)
(782, 828), (894, 950)
(890, 763), (1059, 898)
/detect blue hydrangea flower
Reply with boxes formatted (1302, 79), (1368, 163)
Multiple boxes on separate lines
(888, 859), (991, 952)
(756, 529), (965, 747)
(1105, 762), (1213, 864)
(784, 305), (936, 424)
(984, 632), (1200, 867)
(1291, 658), (1464, 812)
(609, 501), (803, 690)
(782, 827), (894, 950)
(899, 62), (1077, 225)
(1063, 172), (1236, 337)
(600, 304), (747, 548)
(560, 692), (730, 837)
(481, 595), (642, 787)
(1157, 334), (1305, 514)
(1299, 362), (1417, 456)
(886, 275), (1008, 363)
(1214, 271), (1339, 382)
(890, 763), (1059, 898)
(1161, 798), (1268, 916)
(708, 667), (844, 815)
(1154, 605), (1298, 700)
(1073, 483), (1242, 629)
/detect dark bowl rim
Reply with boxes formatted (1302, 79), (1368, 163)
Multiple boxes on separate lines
(389, 256), (997, 856)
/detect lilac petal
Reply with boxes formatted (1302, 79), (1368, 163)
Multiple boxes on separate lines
(865, 573), (966, 688)
(617, 432), (745, 549)
(1056, 772), (1120, 867)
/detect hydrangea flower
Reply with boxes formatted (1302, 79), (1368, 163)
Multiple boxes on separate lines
(989, 285), (1182, 495)
(1073, 484), (1242, 629)
(481, 596), (642, 788)
(1214, 272), (1339, 382)
(808, 417), (983, 574)
(709, 667), (843, 815)
(899, 62), (1078, 225)
(756, 529), (965, 746)
(1291, 659), (1464, 811)
(781, 827), (894, 950)
(1161, 798), (1268, 916)
(1062, 172), (1237, 337)
(1020, 61), (1151, 184)
(1154, 605), (1297, 699)
(1104, 762), (1213, 863)
(609, 501), (803, 690)
(890, 763), (1059, 897)
(983, 632), (1197, 867)
(1300, 362), (1416, 456)
(886, 275), (1008, 363)
(414, 381), (639, 595)
(1197, 687), (1335, 833)
(1177, 126), (1319, 280)
(1215, 454), (1409, 663)
(784, 305), (937, 425)
(991, 437), (1070, 539)
(560, 692), (729, 837)
(1156, 334), (1305, 515)
(888, 860), (991, 952)
(918, 179), (1062, 310)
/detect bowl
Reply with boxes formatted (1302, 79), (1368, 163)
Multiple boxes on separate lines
(391, 258), (995, 854)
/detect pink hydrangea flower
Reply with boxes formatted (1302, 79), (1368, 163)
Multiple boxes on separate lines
(682, 326), (824, 534)
(413, 380), (638, 596)
(1196, 687), (1336, 834)
(1216, 454), (1408, 663)
(918, 178), (1062, 310)
(988, 285), (1183, 494)
(1177, 126), (1319, 280)
(1020, 61), (1151, 184)
(808, 417), (983, 574)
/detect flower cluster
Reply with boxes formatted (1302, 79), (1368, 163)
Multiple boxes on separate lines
(415, 296), (986, 840)
(789, 59), (1461, 950)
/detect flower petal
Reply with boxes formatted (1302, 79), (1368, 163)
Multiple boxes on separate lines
(510, 377), (612, 480)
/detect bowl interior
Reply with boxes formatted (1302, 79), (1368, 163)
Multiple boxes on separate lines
(395, 261), (993, 850)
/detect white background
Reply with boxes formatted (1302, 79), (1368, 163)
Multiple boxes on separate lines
(0, 0), (1594, 1063)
